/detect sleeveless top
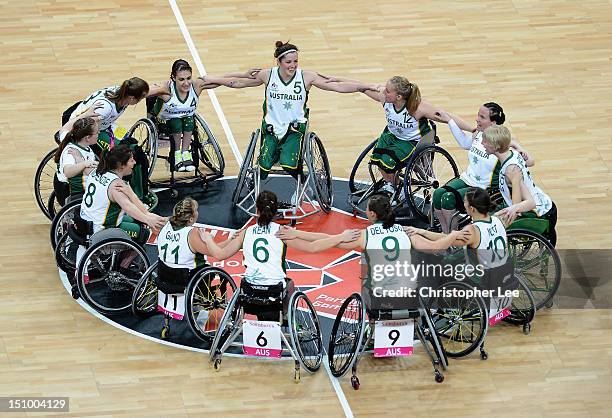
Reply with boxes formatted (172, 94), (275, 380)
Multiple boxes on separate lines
(383, 102), (431, 142)
(263, 68), (308, 139)
(72, 86), (126, 131)
(155, 81), (199, 120)
(242, 222), (287, 286)
(80, 170), (124, 233)
(499, 151), (552, 216)
(157, 223), (206, 270)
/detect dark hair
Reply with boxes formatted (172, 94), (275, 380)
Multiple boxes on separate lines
(483, 102), (505, 125)
(464, 187), (495, 215)
(106, 77), (149, 103)
(97, 144), (133, 176)
(367, 195), (395, 229)
(274, 41), (299, 61)
(256, 190), (278, 226)
(170, 197), (198, 229)
(54, 117), (97, 163)
(170, 59), (192, 80)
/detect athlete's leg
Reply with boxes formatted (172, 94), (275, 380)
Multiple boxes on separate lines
(279, 123), (306, 180)
(258, 123), (280, 180)
(434, 178), (470, 233)
(181, 116), (195, 172)
(370, 129), (415, 191)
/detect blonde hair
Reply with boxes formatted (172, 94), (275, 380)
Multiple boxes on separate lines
(169, 198), (198, 229)
(388, 76), (421, 114)
(484, 125), (512, 153)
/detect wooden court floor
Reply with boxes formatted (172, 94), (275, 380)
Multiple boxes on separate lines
(2, 0), (612, 416)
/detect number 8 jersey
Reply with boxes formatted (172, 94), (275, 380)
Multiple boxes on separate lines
(80, 170), (124, 233)
(243, 222), (287, 287)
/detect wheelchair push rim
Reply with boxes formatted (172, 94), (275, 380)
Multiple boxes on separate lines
(194, 114), (225, 177)
(287, 291), (323, 373)
(131, 261), (159, 318)
(34, 147), (60, 220)
(208, 289), (242, 361)
(185, 266), (237, 342)
(125, 118), (158, 178)
(232, 129), (258, 206)
(328, 293), (366, 378)
(306, 133), (333, 213)
(50, 198), (82, 251)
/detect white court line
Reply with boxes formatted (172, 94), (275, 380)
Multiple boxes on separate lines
(323, 355), (354, 418)
(168, 0), (243, 165)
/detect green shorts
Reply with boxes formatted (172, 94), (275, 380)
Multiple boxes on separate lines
(258, 121), (306, 177)
(118, 215), (149, 245)
(369, 128), (416, 173)
(433, 178), (471, 210)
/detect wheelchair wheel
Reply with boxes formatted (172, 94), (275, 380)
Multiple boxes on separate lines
(209, 289), (242, 361)
(503, 276), (536, 326)
(507, 229), (561, 310)
(328, 293), (366, 378)
(232, 129), (258, 206)
(76, 235), (150, 315)
(348, 140), (382, 214)
(420, 300), (449, 370)
(288, 291), (323, 373)
(34, 148), (60, 220)
(193, 114), (225, 176)
(50, 199), (81, 250)
(403, 145), (459, 222)
(185, 267), (237, 342)
(131, 261), (159, 318)
(428, 281), (488, 358)
(54, 231), (79, 279)
(306, 133), (333, 213)
(125, 118), (158, 178)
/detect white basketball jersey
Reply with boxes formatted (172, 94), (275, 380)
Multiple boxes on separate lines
(460, 131), (500, 189)
(157, 223), (206, 270)
(471, 216), (508, 268)
(243, 222), (287, 286)
(499, 151), (553, 216)
(264, 68), (308, 138)
(383, 102), (431, 142)
(156, 82), (199, 120)
(364, 223), (412, 280)
(80, 170), (124, 233)
(72, 86), (126, 131)
(57, 143), (97, 190)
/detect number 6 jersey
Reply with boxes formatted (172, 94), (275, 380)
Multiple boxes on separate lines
(243, 222), (287, 286)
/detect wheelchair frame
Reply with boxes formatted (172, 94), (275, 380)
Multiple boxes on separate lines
(208, 286), (323, 382)
(232, 121), (333, 223)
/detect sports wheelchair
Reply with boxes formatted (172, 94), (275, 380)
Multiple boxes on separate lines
(54, 211), (151, 315)
(208, 280), (323, 382)
(348, 122), (459, 221)
(131, 260), (237, 341)
(124, 100), (225, 198)
(232, 121), (332, 222)
(328, 292), (448, 390)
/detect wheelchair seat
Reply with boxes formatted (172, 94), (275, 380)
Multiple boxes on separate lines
(366, 308), (421, 321)
(155, 260), (191, 295)
(508, 216), (549, 236)
(66, 212), (94, 247)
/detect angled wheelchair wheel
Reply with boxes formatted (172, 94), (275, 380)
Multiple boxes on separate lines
(209, 289), (242, 361)
(503, 276), (536, 327)
(185, 266), (237, 342)
(306, 133), (333, 213)
(507, 229), (561, 310)
(131, 261), (159, 318)
(288, 291), (323, 373)
(76, 235), (150, 315)
(34, 148), (60, 220)
(232, 129), (258, 206)
(348, 140), (382, 214)
(419, 299), (449, 370)
(428, 281), (488, 358)
(54, 231), (79, 278)
(50, 199), (81, 250)
(328, 293), (366, 378)
(403, 145), (459, 222)
(193, 114), (225, 176)
(125, 118), (158, 178)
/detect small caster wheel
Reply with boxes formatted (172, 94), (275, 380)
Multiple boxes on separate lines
(545, 299), (554, 309)
(213, 358), (222, 371)
(480, 350), (488, 360)
(435, 371), (444, 383)
(161, 326), (170, 340)
(294, 369), (301, 383)
(170, 189), (179, 199)
(351, 375), (360, 390)
(71, 285), (80, 299)
(523, 323), (531, 335)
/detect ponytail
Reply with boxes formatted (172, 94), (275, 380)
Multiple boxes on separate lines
(256, 190), (278, 226)
(54, 116), (97, 163)
(483, 102), (505, 125)
(106, 77), (149, 103)
(367, 195), (396, 229)
(169, 197), (198, 229)
(464, 187), (495, 215)
(97, 144), (132, 176)
(387, 76), (421, 114)
(274, 40), (299, 61)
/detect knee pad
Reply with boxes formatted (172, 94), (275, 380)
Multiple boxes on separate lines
(440, 192), (457, 210)
(135, 226), (150, 246)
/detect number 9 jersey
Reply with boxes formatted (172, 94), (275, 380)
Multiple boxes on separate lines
(243, 222), (287, 287)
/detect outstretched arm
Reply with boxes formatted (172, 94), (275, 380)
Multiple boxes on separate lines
(202, 69), (268, 89)
(284, 229), (362, 253)
(110, 182), (167, 233)
(147, 81), (171, 97)
(305, 71), (378, 94)
(198, 228), (245, 260)
(417, 102), (474, 132)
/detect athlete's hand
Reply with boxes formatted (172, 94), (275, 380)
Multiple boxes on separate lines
(84, 103), (105, 120)
(434, 110), (451, 123)
(448, 229), (471, 244)
(339, 229), (361, 243)
(246, 68), (262, 78)
(496, 206), (520, 224)
(276, 225), (297, 240)
(198, 228), (215, 243)
(148, 214), (167, 234)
